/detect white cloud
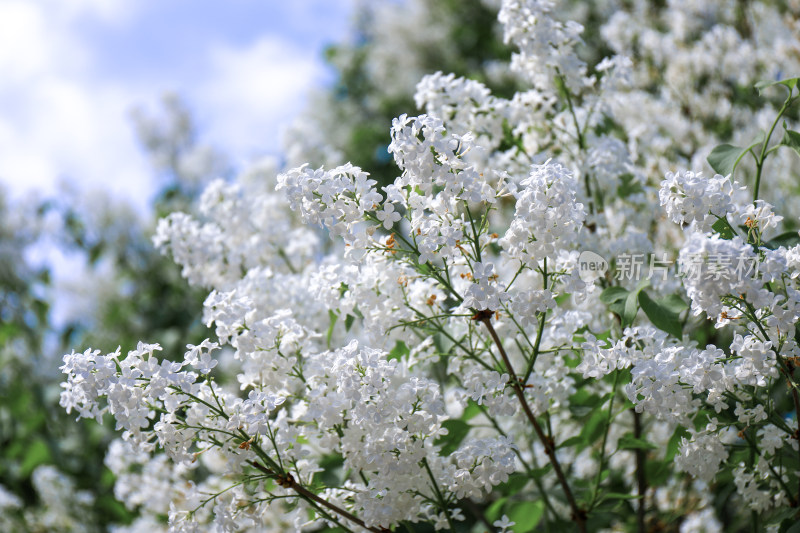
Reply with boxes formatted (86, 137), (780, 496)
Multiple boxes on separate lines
(0, 1), (86, 82)
(0, 0), (150, 207)
(0, 0), (351, 210)
(196, 36), (325, 158)
(54, 0), (137, 22)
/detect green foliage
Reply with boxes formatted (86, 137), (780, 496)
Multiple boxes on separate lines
(319, 0), (514, 188)
(712, 217), (737, 240)
(638, 291), (685, 338)
(707, 143), (751, 176)
(623, 280), (649, 327)
(780, 122), (800, 158)
(755, 76), (799, 95)
(706, 131), (763, 178)
(765, 231), (800, 250)
(617, 173), (644, 199)
(599, 286), (628, 320)
(435, 420), (471, 456)
(617, 433), (657, 451)
(0, 95), (212, 530)
(506, 500), (545, 532)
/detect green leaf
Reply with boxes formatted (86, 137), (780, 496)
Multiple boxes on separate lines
(765, 230), (800, 250)
(623, 280), (649, 327)
(711, 217), (736, 240)
(559, 435), (584, 449)
(755, 76), (799, 95)
(658, 294), (689, 314)
(435, 420), (470, 455)
(485, 497), (507, 523)
(707, 144), (745, 176)
(88, 243), (104, 264)
(665, 426), (689, 461)
(316, 454), (345, 488)
(618, 433), (658, 451)
(638, 291), (683, 338)
(326, 310), (338, 349)
(388, 340), (410, 361)
(568, 389), (603, 418)
(785, 520), (800, 533)
(461, 400), (482, 421)
(599, 286), (628, 304)
(500, 473), (529, 493)
(579, 408), (609, 445)
(623, 293), (638, 326)
(32, 298), (49, 324)
(528, 464), (552, 479)
(0, 323), (21, 346)
(20, 439), (51, 477)
(645, 459), (672, 487)
(344, 314), (356, 332)
(507, 500), (544, 532)
(780, 124), (800, 158)
(766, 506), (798, 524)
(599, 492), (642, 502)
(617, 173), (644, 198)
(600, 286), (629, 320)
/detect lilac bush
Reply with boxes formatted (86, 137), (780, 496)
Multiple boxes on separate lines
(58, 1), (800, 531)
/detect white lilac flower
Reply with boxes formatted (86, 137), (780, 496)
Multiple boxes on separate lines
(659, 170), (739, 230)
(493, 514), (516, 533)
(499, 160), (585, 268)
(499, 0), (587, 93)
(184, 339), (220, 374)
(678, 233), (757, 319)
(675, 425), (730, 482)
(376, 202), (402, 229)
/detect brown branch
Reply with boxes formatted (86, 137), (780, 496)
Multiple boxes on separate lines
(786, 363), (800, 506)
(479, 317), (587, 532)
(249, 461), (389, 533)
(633, 410), (647, 533)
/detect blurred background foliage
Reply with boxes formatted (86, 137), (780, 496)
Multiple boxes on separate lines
(307, 0), (515, 187)
(0, 95), (216, 531)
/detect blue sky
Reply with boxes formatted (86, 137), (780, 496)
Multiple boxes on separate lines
(0, 0), (354, 209)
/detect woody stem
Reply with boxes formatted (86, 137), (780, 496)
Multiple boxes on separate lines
(479, 317), (587, 532)
(248, 461), (387, 533)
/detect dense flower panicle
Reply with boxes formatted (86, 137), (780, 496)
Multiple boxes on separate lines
(659, 170), (739, 229)
(414, 72), (493, 130)
(59, 336), (520, 530)
(498, 0), (587, 92)
(454, 366), (516, 417)
(277, 162), (381, 260)
(733, 462), (784, 513)
(153, 162), (320, 289)
(499, 161), (585, 267)
(674, 423), (732, 483)
(729, 333), (779, 387)
(677, 233), (759, 318)
(389, 114), (465, 188)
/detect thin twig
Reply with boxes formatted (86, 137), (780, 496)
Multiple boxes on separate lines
(479, 316), (587, 532)
(633, 410), (647, 533)
(248, 461), (388, 533)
